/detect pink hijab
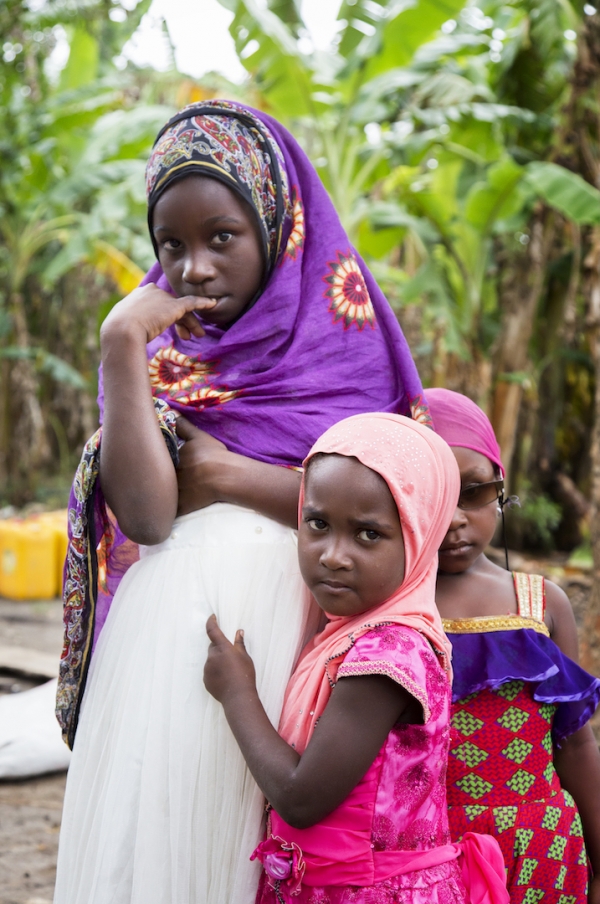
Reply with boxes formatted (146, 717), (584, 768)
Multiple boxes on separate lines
(426, 388), (505, 476)
(279, 412), (460, 754)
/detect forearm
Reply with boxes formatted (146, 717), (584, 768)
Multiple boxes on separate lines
(219, 686), (305, 821)
(555, 725), (600, 875)
(100, 325), (178, 544)
(216, 455), (302, 528)
(217, 673), (407, 829)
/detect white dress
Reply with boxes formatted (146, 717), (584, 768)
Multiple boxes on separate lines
(54, 503), (318, 904)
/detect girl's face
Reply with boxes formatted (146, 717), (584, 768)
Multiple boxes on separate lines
(152, 175), (264, 327)
(298, 454), (405, 617)
(438, 447), (500, 575)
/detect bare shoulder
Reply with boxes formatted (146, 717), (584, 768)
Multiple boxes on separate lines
(436, 556), (516, 619)
(544, 578), (580, 662)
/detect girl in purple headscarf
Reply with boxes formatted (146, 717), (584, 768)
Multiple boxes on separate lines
(54, 101), (429, 904)
(427, 388), (600, 904)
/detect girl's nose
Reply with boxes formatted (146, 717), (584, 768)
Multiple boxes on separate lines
(319, 538), (352, 571)
(182, 248), (218, 286)
(448, 506), (468, 532)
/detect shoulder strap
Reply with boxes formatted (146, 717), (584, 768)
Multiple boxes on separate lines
(512, 572), (546, 622)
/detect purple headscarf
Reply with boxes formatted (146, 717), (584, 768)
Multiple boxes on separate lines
(426, 388), (504, 477)
(98, 100), (430, 463)
(58, 100), (429, 746)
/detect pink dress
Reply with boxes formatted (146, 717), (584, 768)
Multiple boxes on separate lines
(255, 625), (467, 904)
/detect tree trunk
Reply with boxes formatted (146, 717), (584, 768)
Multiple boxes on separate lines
(490, 213), (555, 482)
(583, 227), (600, 734)
(572, 11), (600, 735)
(5, 290), (50, 502)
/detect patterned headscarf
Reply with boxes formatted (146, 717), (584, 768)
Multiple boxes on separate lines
(145, 102), (291, 283)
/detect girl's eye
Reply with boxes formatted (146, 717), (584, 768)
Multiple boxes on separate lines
(161, 238), (181, 251)
(213, 232), (233, 245)
(358, 529), (380, 542)
(307, 519), (328, 532)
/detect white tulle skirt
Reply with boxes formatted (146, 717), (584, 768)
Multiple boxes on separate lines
(54, 504), (317, 904)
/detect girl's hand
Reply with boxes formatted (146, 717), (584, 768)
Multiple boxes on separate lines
(175, 416), (302, 527)
(100, 283), (217, 345)
(204, 615), (256, 704)
(176, 418), (230, 515)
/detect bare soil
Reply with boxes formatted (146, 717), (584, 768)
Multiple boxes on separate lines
(0, 599), (65, 904)
(0, 553), (598, 903)
(0, 772), (66, 904)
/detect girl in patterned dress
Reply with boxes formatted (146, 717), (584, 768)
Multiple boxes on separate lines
(53, 103), (429, 904)
(427, 388), (600, 904)
(204, 412), (509, 904)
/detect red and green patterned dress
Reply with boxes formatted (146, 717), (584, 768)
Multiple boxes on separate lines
(444, 572), (600, 904)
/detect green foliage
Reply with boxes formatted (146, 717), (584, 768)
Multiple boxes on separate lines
(0, 0), (596, 544)
(517, 484), (563, 550)
(0, 0), (176, 500)
(525, 162), (600, 225)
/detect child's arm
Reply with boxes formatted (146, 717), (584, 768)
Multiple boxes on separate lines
(554, 726), (600, 903)
(99, 285), (217, 545)
(203, 615), (414, 829)
(175, 419), (302, 528)
(545, 581), (600, 899)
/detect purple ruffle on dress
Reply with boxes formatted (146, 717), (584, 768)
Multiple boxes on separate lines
(448, 629), (600, 743)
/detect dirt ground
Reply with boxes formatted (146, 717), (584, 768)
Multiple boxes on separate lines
(0, 598), (65, 904)
(0, 553), (598, 903)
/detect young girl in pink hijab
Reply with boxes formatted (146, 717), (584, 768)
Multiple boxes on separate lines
(204, 412), (508, 904)
(428, 388), (600, 904)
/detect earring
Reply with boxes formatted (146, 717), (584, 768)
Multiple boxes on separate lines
(496, 504), (502, 514)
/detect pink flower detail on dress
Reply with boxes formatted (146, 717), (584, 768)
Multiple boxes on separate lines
(251, 835), (305, 896)
(372, 815), (397, 851)
(394, 762), (433, 809)
(307, 891), (331, 904)
(393, 724), (429, 754)
(420, 648), (449, 721)
(372, 625), (415, 652)
(397, 816), (438, 851)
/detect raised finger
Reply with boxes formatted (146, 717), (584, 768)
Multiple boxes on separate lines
(175, 312), (206, 339)
(206, 614), (229, 646)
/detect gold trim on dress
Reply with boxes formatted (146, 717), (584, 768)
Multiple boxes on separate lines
(513, 571), (545, 622)
(442, 615), (550, 637)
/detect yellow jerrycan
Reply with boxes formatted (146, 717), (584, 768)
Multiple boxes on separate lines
(0, 510), (68, 600)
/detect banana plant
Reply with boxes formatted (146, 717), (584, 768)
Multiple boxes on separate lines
(218, 0), (468, 239)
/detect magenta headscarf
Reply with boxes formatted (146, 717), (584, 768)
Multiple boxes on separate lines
(426, 388), (504, 476)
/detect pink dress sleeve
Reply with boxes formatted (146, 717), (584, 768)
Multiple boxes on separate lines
(337, 623), (442, 724)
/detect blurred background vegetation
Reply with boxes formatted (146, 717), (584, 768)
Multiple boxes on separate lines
(3, 0), (600, 572)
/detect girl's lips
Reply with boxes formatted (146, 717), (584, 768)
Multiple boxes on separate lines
(440, 543), (473, 556)
(319, 580), (352, 594)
